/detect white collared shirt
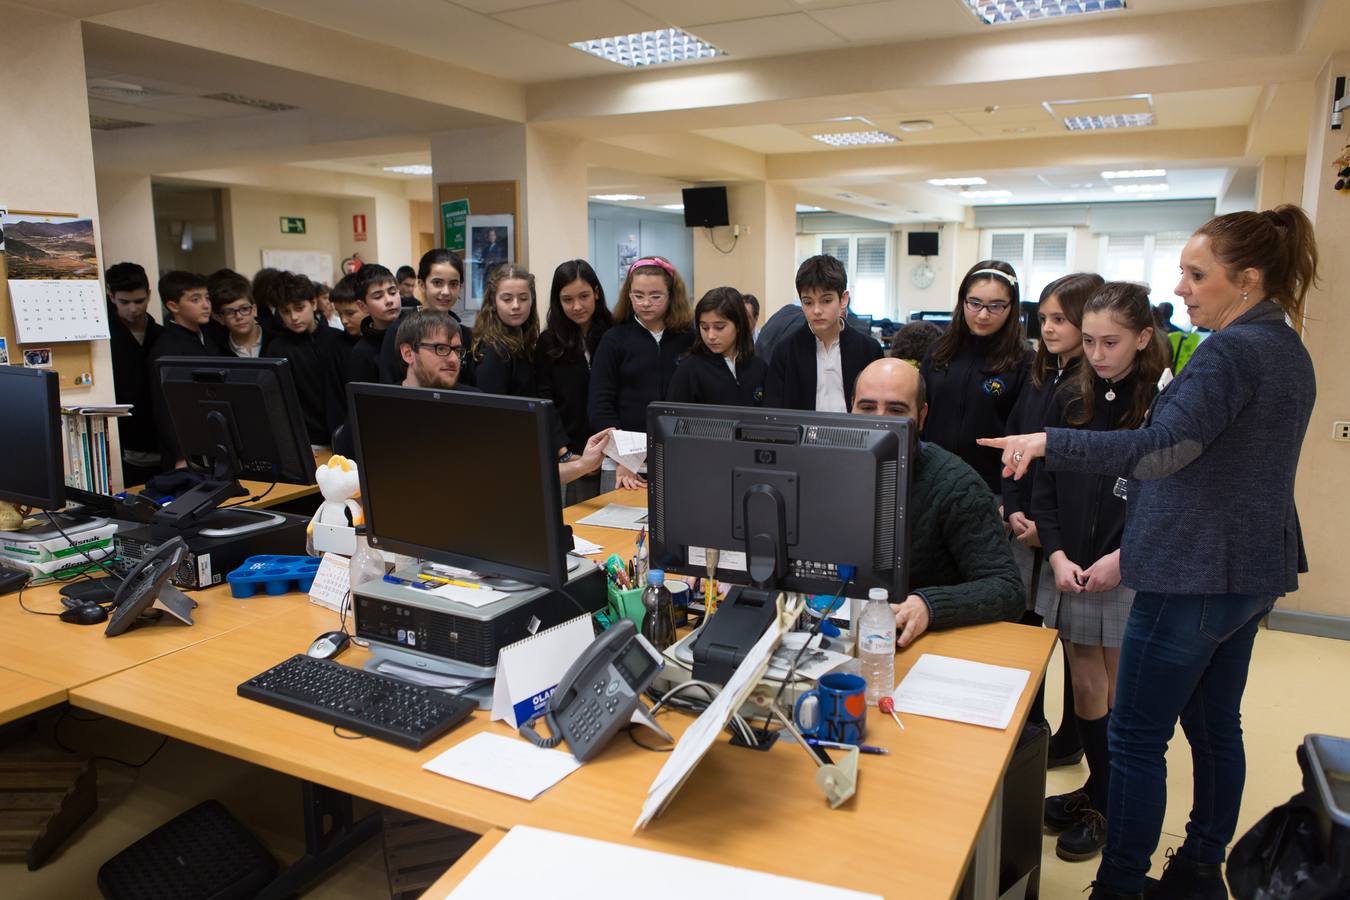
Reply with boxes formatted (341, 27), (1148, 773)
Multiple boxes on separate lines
(814, 334), (846, 412)
(724, 355), (738, 380)
(638, 319), (664, 344)
(230, 327), (263, 358)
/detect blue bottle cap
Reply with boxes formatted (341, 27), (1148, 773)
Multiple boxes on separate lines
(647, 569), (665, 586)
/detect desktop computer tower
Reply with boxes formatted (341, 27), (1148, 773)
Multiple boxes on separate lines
(115, 512), (308, 590)
(351, 558), (607, 678)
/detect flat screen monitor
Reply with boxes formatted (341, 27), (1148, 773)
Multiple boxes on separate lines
(348, 383), (570, 589)
(156, 357), (317, 486)
(647, 403), (913, 600)
(907, 231), (939, 256)
(0, 367), (65, 510)
(682, 186), (730, 229)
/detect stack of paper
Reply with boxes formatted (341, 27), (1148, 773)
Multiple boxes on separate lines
(576, 503), (648, 531)
(890, 654), (1030, 730)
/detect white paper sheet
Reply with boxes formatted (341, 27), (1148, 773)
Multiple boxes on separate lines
(422, 733), (581, 800)
(571, 535), (604, 556)
(425, 582), (509, 608)
(438, 826), (882, 899)
(576, 503), (648, 531)
(890, 654), (1031, 730)
(602, 429), (647, 473)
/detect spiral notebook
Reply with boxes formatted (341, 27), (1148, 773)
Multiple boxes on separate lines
(490, 614), (594, 729)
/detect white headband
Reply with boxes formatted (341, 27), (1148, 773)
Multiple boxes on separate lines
(971, 268), (1017, 285)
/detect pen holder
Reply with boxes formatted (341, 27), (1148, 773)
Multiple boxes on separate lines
(606, 582), (646, 628)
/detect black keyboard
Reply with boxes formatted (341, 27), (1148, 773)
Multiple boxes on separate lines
(237, 655), (476, 750)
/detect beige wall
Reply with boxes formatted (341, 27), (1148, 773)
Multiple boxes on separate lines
(96, 172), (162, 320)
(1257, 155), (1307, 210)
(227, 188), (342, 282)
(693, 182), (797, 318)
(1, 2), (119, 478)
(1289, 53), (1350, 619)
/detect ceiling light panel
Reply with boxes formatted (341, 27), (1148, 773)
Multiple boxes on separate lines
(590, 194), (646, 201)
(1063, 113), (1154, 130)
(383, 165), (433, 176)
(89, 115), (152, 131)
(660, 204), (684, 210)
(201, 93), (299, 112)
(963, 0), (1125, 25)
(961, 189), (1014, 198)
(570, 28), (722, 68)
(928, 177), (988, 186)
(811, 131), (898, 147)
(1101, 169), (1166, 179)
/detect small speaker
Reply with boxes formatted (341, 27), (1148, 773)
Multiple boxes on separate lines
(682, 186), (729, 228)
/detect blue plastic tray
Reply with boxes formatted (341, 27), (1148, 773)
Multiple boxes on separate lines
(226, 555), (321, 598)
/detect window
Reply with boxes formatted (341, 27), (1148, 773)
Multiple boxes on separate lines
(816, 233), (892, 317)
(1099, 231), (1191, 328)
(980, 228), (1073, 304)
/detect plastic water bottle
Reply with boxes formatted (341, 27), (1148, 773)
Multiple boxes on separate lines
(640, 569), (676, 652)
(858, 587), (896, 706)
(349, 529), (388, 593)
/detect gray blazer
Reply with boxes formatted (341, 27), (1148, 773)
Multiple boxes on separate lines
(1045, 301), (1314, 596)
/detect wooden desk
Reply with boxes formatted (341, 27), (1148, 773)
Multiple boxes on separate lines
(70, 592), (1053, 897)
(418, 829), (507, 899)
(565, 488), (647, 561)
(0, 668), (65, 727)
(0, 581), (300, 692)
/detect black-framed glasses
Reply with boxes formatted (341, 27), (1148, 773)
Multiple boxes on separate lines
(965, 298), (1010, 315)
(219, 303), (255, 319)
(417, 341), (465, 359)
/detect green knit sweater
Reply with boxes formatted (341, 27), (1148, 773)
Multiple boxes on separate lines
(908, 442), (1024, 630)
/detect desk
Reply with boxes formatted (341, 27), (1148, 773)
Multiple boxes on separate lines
(70, 589), (1053, 897)
(0, 669), (65, 728)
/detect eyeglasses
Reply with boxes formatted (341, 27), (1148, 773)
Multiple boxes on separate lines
(417, 342), (465, 359)
(965, 298), (1011, 315)
(219, 303), (255, 319)
(630, 292), (668, 304)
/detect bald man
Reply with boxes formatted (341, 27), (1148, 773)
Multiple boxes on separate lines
(851, 358), (1022, 647)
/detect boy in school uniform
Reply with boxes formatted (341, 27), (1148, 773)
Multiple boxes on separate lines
(396, 265), (419, 307)
(208, 269), (267, 358)
(267, 272), (349, 449)
(147, 270), (227, 467)
(106, 262), (163, 483)
(346, 264), (402, 384)
(329, 274), (364, 347)
(764, 255), (882, 412)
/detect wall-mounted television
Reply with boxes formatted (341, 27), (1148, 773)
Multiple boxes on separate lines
(907, 231), (939, 257)
(682, 186), (730, 228)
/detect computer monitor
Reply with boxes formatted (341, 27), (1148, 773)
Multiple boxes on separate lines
(153, 357), (316, 537)
(647, 403), (913, 601)
(348, 383), (571, 590)
(0, 367), (65, 511)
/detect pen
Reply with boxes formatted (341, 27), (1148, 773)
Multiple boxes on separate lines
(417, 574), (487, 590)
(805, 738), (889, 755)
(383, 573), (435, 590)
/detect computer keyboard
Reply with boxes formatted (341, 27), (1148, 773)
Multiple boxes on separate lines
(237, 655), (477, 750)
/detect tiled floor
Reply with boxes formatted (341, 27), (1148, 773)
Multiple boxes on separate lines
(1, 624), (1344, 899)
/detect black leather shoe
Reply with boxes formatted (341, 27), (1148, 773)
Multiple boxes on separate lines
(1044, 787), (1090, 832)
(1144, 848), (1228, 899)
(1056, 808), (1107, 861)
(1048, 744), (1085, 768)
(1089, 882), (1143, 900)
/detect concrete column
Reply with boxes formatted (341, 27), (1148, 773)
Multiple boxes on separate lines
(1283, 51), (1350, 630)
(1255, 155), (1307, 210)
(96, 171), (162, 320)
(0, 2), (120, 479)
(692, 181), (798, 318)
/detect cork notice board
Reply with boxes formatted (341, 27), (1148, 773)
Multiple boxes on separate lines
(0, 209), (97, 391)
(436, 181), (521, 263)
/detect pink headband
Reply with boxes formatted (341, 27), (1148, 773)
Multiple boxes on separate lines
(628, 257), (676, 278)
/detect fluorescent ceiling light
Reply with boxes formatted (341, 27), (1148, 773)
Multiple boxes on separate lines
(961, 189), (1013, 199)
(590, 193), (646, 202)
(570, 28), (722, 68)
(1064, 113), (1154, 131)
(928, 177), (988, 186)
(812, 131), (898, 147)
(796, 204), (826, 212)
(1113, 183), (1169, 193)
(383, 164), (432, 176)
(963, 0), (1125, 25)
(1102, 169), (1166, 179)
(660, 204), (684, 211)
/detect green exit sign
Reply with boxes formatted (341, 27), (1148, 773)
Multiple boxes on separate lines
(280, 216), (306, 234)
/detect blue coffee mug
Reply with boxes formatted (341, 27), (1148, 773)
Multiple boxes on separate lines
(794, 672), (867, 744)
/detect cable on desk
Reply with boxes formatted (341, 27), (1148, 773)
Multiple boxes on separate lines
(333, 725), (367, 741)
(16, 580), (64, 617)
(53, 707), (170, 769)
(220, 468), (278, 508)
(760, 572), (853, 742)
(626, 724), (672, 753)
(42, 512), (122, 582)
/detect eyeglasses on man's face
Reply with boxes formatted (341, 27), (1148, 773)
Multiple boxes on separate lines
(417, 341), (465, 359)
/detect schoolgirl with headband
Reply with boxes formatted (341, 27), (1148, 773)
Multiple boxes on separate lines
(920, 259), (1033, 493)
(587, 255), (695, 490)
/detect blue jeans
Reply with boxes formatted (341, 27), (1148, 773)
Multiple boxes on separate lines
(1095, 591), (1275, 893)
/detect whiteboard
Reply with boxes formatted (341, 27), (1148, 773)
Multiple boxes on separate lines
(261, 249), (335, 287)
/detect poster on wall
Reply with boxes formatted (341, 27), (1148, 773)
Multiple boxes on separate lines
(617, 238), (639, 281)
(1, 210), (109, 343)
(466, 214), (513, 311)
(441, 199), (469, 254)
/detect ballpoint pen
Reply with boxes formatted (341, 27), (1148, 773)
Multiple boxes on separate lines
(805, 738), (889, 755)
(417, 574), (487, 590)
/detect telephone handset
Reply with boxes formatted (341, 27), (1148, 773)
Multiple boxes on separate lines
(519, 620), (671, 762)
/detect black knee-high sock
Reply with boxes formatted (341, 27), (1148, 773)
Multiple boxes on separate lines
(1077, 712), (1111, 813)
(1050, 654), (1082, 755)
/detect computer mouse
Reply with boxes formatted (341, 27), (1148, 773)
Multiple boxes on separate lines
(306, 631), (350, 660)
(59, 602), (109, 626)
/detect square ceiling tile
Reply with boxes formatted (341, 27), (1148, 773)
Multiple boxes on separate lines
(494, 0), (665, 43)
(623, 0), (800, 27)
(805, 0), (977, 43)
(690, 13), (846, 57)
(950, 105), (1055, 126)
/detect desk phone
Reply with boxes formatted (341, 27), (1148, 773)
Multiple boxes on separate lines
(519, 620), (667, 762)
